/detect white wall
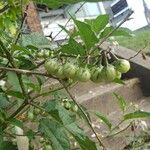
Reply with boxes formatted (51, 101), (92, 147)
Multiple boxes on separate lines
(121, 0), (148, 30)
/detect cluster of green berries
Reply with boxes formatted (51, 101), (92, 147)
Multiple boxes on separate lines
(44, 58), (130, 83)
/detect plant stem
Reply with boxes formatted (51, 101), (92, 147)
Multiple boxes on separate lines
(106, 122), (132, 138)
(59, 80), (107, 150)
(0, 66), (57, 79)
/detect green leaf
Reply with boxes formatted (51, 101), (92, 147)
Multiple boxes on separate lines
(74, 134), (97, 150)
(124, 111), (150, 120)
(26, 130), (35, 140)
(113, 93), (127, 112)
(39, 118), (71, 150)
(24, 82), (40, 92)
(0, 141), (17, 150)
(95, 111), (112, 129)
(11, 44), (32, 55)
(85, 14), (109, 33)
(60, 38), (86, 55)
(44, 100), (75, 125)
(44, 100), (97, 150)
(59, 25), (79, 37)
(113, 78), (125, 85)
(6, 90), (24, 99)
(8, 118), (23, 128)
(22, 32), (51, 48)
(17, 56), (36, 69)
(0, 93), (10, 109)
(72, 18), (98, 49)
(66, 122), (97, 150)
(7, 72), (21, 92)
(100, 27), (132, 38)
(0, 109), (7, 123)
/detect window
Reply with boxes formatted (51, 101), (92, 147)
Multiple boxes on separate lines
(111, 0), (128, 17)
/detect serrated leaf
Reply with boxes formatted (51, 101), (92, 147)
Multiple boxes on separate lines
(39, 119), (71, 150)
(124, 111), (150, 120)
(72, 18), (98, 49)
(60, 38), (86, 55)
(100, 27), (132, 38)
(85, 14), (109, 33)
(113, 93), (127, 112)
(95, 111), (112, 129)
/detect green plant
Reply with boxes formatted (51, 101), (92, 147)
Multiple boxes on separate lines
(0, 0), (149, 150)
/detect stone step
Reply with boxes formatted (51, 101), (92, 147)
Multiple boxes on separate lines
(74, 78), (143, 114)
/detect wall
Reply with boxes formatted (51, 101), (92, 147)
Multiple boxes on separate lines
(121, 0), (148, 30)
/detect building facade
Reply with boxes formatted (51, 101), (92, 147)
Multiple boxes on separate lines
(38, 0), (150, 41)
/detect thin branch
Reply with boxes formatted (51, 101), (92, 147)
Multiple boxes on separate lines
(8, 101), (28, 119)
(52, 2), (85, 41)
(59, 80), (107, 150)
(106, 122), (132, 138)
(0, 66), (57, 79)
(31, 86), (65, 100)
(128, 44), (148, 60)
(14, 10), (27, 44)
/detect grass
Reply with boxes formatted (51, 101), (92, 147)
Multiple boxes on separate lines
(115, 29), (150, 54)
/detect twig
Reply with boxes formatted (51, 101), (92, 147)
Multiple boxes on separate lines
(0, 66), (57, 79)
(59, 80), (107, 150)
(14, 10), (27, 44)
(106, 122), (132, 138)
(52, 2), (85, 41)
(128, 44), (147, 60)
(31, 86), (65, 100)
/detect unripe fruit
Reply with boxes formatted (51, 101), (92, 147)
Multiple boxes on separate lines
(55, 66), (65, 79)
(113, 59), (130, 73)
(115, 71), (122, 79)
(39, 137), (45, 143)
(63, 63), (77, 78)
(72, 105), (78, 112)
(90, 66), (103, 83)
(44, 50), (50, 58)
(27, 111), (34, 121)
(64, 102), (71, 110)
(44, 145), (52, 150)
(44, 59), (59, 75)
(100, 64), (116, 81)
(37, 52), (44, 58)
(34, 108), (41, 115)
(76, 68), (91, 82)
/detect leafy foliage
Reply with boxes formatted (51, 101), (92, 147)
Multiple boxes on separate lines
(0, 0), (149, 150)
